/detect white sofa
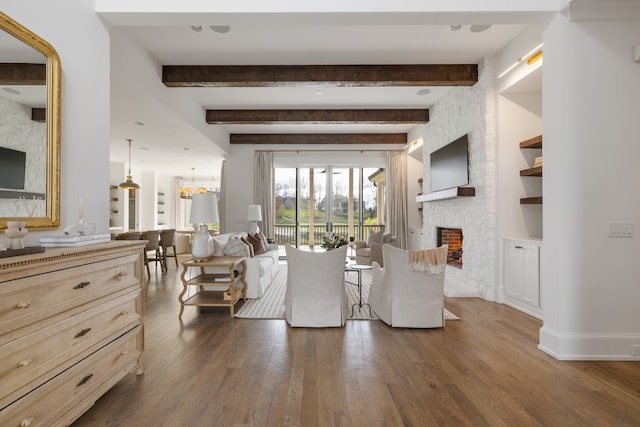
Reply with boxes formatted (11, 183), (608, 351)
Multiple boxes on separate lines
(205, 232), (280, 299)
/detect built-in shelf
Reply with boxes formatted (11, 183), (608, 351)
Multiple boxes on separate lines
(520, 166), (542, 177)
(519, 135), (542, 204)
(416, 186), (475, 203)
(519, 135), (542, 149)
(520, 196), (543, 205)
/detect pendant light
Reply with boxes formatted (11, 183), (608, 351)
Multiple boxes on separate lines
(118, 138), (140, 190)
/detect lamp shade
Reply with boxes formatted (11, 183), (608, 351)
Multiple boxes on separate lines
(247, 204), (262, 222)
(190, 193), (219, 225)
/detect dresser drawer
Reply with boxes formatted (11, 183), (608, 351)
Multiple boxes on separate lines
(0, 253), (139, 336)
(0, 290), (141, 410)
(0, 326), (141, 427)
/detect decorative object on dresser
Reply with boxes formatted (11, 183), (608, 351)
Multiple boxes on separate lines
(4, 220), (27, 249)
(0, 240), (146, 427)
(189, 192), (219, 261)
(247, 204), (262, 235)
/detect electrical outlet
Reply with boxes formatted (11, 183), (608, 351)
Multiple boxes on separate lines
(632, 345), (640, 357)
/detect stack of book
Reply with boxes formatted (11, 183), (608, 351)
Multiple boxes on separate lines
(40, 233), (112, 247)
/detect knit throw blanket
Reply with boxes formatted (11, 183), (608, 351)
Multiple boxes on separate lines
(409, 248), (446, 274)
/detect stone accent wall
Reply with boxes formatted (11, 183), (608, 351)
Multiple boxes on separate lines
(422, 58), (497, 300)
(0, 96), (47, 217)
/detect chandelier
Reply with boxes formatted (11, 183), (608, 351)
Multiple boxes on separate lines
(178, 168), (207, 199)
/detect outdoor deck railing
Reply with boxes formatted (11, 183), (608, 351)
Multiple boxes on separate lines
(274, 224), (384, 247)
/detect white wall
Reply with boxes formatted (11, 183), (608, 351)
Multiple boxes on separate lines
(539, 15), (640, 359)
(1, 0), (111, 244)
(406, 125), (424, 231)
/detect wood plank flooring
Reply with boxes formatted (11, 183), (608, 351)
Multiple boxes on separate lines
(73, 259), (640, 426)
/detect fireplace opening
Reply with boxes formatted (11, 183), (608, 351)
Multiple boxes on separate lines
(437, 227), (463, 268)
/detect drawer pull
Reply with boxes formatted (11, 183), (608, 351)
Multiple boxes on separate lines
(16, 301), (31, 309)
(19, 359), (32, 367)
(75, 328), (92, 338)
(20, 418), (34, 427)
(77, 373), (93, 387)
(116, 271), (128, 279)
(74, 281), (91, 289)
(118, 310), (129, 317)
(121, 349), (130, 356)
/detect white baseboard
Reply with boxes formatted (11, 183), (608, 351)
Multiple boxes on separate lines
(539, 326), (640, 361)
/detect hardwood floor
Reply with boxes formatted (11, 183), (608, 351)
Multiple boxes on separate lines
(73, 259), (640, 426)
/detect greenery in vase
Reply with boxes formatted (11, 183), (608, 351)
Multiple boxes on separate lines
(321, 233), (348, 250)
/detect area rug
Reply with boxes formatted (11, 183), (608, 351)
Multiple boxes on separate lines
(235, 263), (460, 321)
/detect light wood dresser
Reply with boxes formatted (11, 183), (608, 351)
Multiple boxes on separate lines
(0, 240), (146, 427)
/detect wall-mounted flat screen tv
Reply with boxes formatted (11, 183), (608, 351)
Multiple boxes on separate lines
(430, 134), (469, 192)
(0, 147), (27, 190)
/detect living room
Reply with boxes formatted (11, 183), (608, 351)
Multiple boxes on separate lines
(1, 1), (639, 425)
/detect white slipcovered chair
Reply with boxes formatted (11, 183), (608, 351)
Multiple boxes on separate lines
(369, 244), (447, 328)
(284, 244), (349, 327)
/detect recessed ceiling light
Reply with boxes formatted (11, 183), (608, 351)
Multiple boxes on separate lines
(2, 87), (20, 95)
(449, 25), (463, 32)
(416, 88), (431, 96)
(191, 25), (203, 32)
(210, 25), (230, 34)
(134, 121), (144, 126)
(470, 24), (492, 33)
(139, 146), (150, 151)
(315, 90), (323, 95)
(184, 147), (190, 151)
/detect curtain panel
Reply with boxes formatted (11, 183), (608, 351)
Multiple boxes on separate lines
(254, 151), (274, 239)
(386, 151), (408, 249)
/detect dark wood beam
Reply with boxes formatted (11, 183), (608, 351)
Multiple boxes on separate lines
(0, 63), (46, 85)
(163, 64), (477, 87)
(207, 109), (428, 124)
(230, 133), (407, 145)
(31, 108), (45, 123)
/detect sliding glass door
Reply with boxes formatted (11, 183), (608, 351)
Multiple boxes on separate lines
(274, 166), (384, 249)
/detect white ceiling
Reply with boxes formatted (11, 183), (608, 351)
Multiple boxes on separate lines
(107, 13), (541, 176)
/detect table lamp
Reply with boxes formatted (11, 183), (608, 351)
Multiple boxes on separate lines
(190, 193), (219, 261)
(247, 204), (262, 235)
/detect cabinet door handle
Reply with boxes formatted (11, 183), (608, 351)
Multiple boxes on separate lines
(74, 281), (91, 289)
(75, 328), (92, 338)
(16, 301), (31, 309)
(77, 373), (93, 387)
(19, 359), (32, 367)
(20, 417), (34, 427)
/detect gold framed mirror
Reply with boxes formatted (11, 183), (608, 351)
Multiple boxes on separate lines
(0, 12), (60, 230)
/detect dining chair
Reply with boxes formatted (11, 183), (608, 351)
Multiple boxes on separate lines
(159, 229), (178, 270)
(139, 230), (162, 277)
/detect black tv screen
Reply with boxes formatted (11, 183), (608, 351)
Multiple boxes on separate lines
(430, 134), (469, 192)
(0, 147), (26, 190)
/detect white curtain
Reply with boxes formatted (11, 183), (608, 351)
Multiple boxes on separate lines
(254, 151), (274, 239)
(386, 151), (408, 249)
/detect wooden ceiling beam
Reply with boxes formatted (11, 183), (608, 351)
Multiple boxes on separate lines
(207, 109), (428, 124)
(230, 133), (407, 145)
(0, 63), (46, 85)
(163, 64), (477, 87)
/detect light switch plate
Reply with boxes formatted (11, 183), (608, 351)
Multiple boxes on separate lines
(608, 222), (634, 238)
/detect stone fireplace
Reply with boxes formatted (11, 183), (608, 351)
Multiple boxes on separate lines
(437, 227), (463, 268)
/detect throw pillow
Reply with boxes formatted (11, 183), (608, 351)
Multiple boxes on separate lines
(246, 233), (266, 255)
(257, 231), (270, 252)
(223, 235), (251, 257)
(240, 237), (255, 257)
(366, 230), (384, 246)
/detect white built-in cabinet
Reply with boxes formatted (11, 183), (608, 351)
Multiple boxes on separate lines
(503, 238), (542, 319)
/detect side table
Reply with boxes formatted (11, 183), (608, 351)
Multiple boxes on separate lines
(345, 263), (373, 317)
(179, 256), (247, 318)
